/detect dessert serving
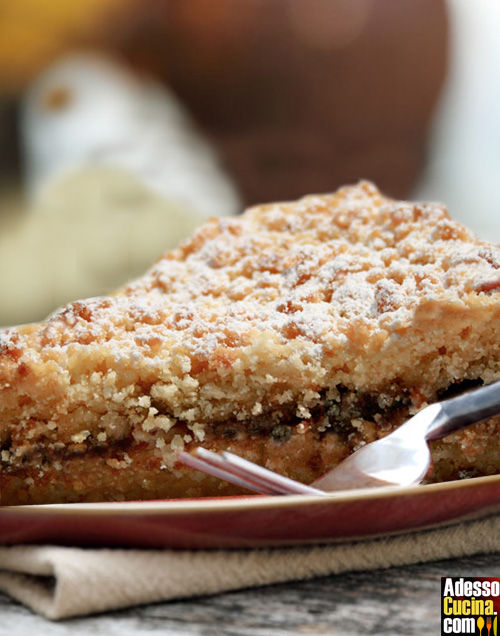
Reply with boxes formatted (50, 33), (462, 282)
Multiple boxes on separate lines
(1, 181), (499, 505)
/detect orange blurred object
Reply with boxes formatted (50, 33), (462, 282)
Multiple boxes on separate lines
(0, 0), (124, 92)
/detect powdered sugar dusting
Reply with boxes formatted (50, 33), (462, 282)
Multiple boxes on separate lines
(8, 181), (498, 360)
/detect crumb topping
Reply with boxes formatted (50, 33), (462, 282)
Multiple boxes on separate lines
(38, 181), (500, 350)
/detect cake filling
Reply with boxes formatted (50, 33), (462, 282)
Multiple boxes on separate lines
(0, 378), (487, 475)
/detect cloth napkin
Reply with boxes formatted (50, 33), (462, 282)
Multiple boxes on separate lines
(0, 515), (498, 620)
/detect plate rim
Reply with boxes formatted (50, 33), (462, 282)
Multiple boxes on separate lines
(2, 474), (499, 516)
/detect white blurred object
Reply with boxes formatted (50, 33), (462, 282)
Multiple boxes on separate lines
(0, 53), (241, 326)
(414, 0), (500, 241)
(21, 53), (240, 218)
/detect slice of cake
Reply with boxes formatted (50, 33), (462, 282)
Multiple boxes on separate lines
(1, 181), (499, 505)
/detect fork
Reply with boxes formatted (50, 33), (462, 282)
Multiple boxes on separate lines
(177, 380), (500, 495)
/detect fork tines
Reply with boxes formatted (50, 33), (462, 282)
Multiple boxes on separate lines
(177, 448), (324, 496)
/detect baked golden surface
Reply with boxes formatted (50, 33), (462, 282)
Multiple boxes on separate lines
(1, 181), (499, 504)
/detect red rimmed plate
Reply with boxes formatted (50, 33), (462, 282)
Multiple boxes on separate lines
(1, 475), (499, 549)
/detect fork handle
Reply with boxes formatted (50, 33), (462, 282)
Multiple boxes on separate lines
(426, 380), (500, 440)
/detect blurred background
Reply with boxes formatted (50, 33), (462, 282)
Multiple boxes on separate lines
(0, 0), (497, 326)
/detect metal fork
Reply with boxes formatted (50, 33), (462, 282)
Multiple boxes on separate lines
(177, 380), (500, 495)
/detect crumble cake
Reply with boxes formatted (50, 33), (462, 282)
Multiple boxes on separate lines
(1, 181), (499, 505)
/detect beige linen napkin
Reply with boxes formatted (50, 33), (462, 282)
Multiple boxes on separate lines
(0, 515), (498, 620)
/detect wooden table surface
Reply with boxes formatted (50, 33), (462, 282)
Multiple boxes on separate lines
(1, 552), (498, 636)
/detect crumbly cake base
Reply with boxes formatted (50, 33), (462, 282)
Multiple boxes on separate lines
(1, 417), (498, 506)
(1, 382), (499, 505)
(1, 181), (500, 504)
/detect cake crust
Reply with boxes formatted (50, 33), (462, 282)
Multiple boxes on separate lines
(1, 181), (500, 505)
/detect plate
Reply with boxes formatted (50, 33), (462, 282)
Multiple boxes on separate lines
(1, 475), (499, 549)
